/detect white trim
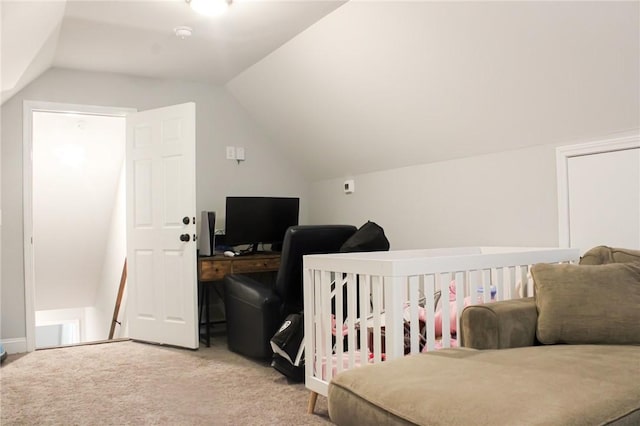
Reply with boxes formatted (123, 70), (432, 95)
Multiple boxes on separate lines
(23, 102), (35, 352)
(556, 134), (640, 248)
(1, 337), (28, 355)
(23, 101), (135, 118)
(22, 101), (136, 352)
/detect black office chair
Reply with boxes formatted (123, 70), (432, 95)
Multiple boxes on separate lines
(223, 225), (357, 359)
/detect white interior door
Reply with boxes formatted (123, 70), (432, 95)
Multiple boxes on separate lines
(126, 102), (198, 349)
(567, 147), (640, 254)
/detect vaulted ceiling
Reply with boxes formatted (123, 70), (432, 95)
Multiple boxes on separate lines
(1, 0), (346, 101)
(228, 1), (640, 178)
(2, 1), (639, 180)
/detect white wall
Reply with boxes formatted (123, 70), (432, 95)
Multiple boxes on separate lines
(85, 164), (127, 342)
(310, 144), (562, 249)
(1, 68), (310, 344)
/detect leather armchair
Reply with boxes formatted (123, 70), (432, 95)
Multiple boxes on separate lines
(223, 225), (357, 359)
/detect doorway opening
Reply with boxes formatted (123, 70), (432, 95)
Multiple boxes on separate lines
(25, 101), (199, 352)
(24, 102), (135, 350)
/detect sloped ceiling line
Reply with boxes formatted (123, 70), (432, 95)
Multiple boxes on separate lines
(1, 0), (67, 102)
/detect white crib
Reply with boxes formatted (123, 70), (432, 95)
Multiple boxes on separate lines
(302, 246), (579, 402)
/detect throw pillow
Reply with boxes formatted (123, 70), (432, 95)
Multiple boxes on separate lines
(532, 262), (640, 345)
(339, 221), (390, 253)
(579, 246), (640, 265)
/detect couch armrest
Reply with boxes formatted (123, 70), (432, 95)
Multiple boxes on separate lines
(460, 297), (538, 349)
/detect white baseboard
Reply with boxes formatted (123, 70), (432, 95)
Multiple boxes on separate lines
(1, 337), (28, 354)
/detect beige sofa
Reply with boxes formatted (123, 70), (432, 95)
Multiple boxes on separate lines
(328, 247), (640, 425)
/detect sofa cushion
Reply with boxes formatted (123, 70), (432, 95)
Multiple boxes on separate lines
(579, 245), (640, 265)
(532, 262), (640, 345)
(328, 345), (640, 426)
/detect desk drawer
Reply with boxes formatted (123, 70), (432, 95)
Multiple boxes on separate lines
(232, 257), (280, 274)
(200, 260), (232, 281)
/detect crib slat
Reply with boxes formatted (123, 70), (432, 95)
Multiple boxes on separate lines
(304, 268), (315, 385)
(347, 273), (357, 369)
(521, 265), (530, 297)
(359, 275), (370, 366)
(383, 276), (405, 360)
(424, 274), (436, 351)
(408, 275), (419, 354)
(509, 266), (517, 298)
(482, 269), (491, 303)
(467, 269), (482, 305)
(372, 276), (383, 363)
(454, 271), (465, 345)
(335, 272), (344, 374)
(439, 273), (450, 348)
(526, 265), (534, 297)
(495, 268), (504, 301)
(322, 270), (333, 381)
(313, 269), (322, 381)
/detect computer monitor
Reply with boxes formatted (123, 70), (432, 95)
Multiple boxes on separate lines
(224, 196), (299, 251)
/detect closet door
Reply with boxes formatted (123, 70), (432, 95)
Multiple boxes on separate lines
(566, 147), (639, 254)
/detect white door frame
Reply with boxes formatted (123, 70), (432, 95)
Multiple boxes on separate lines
(23, 101), (136, 352)
(556, 134), (640, 248)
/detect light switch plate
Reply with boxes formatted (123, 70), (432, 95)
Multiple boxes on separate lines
(226, 146), (236, 160)
(236, 147), (245, 160)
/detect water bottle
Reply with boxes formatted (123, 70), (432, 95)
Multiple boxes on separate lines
(476, 285), (497, 303)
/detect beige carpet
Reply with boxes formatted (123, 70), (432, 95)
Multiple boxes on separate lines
(1, 339), (330, 425)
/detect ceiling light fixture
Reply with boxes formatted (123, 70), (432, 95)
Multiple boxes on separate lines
(187, 0), (230, 17)
(174, 26), (193, 39)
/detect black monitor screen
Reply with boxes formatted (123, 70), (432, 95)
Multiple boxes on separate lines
(224, 197), (299, 248)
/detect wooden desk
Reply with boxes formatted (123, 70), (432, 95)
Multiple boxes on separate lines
(198, 252), (281, 282)
(198, 253), (281, 347)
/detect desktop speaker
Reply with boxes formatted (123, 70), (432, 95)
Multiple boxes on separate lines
(198, 211), (216, 256)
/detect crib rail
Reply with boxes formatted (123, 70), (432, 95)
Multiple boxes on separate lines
(303, 247), (578, 397)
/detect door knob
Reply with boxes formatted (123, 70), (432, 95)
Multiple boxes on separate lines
(183, 216), (190, 225)
(180, 233), (191, 242)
